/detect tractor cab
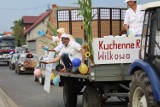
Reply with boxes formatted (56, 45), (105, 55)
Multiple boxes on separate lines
(128, 2), (160, 107)
(140, 4), (160, 75)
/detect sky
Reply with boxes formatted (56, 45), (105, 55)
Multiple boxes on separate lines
(0, 0), (158, 33)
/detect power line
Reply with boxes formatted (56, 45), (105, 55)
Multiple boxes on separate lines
(0, 4), (48, 11)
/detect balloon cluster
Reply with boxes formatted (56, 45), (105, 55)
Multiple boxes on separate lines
(37, 30), (45, 36)
(72, 58), (88, 75)
(51, 58), (88, 87)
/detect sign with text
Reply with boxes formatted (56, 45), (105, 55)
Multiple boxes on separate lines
(93, 37), (141, 64)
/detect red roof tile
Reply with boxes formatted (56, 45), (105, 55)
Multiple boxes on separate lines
(3, 32), (13, 35)
(23, 10), (52, 36)
(22, 16), (40, 24)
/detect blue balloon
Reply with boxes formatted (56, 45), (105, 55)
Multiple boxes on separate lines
(72, 58), (81, 67)
(53, 75), (60, 86)
(38, 30), (45, 36)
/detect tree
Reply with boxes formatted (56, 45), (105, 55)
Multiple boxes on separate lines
(11, 19), (25, 46)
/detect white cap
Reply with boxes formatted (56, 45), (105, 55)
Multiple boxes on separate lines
(61, 34), (70, 39)
(57, 28), (66, 34)
(124, 0), (136, 2)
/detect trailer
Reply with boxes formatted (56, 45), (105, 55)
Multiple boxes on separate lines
(52, 36), (141, 107)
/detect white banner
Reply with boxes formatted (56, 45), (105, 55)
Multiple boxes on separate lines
(93, 37), (141, 64)
(44, 52), (57, 93)
(44, 64), (52, 93)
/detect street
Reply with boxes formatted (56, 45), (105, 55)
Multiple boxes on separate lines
(0, 63), (127, 107)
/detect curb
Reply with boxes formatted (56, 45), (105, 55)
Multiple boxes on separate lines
(0, 88), (18, 107)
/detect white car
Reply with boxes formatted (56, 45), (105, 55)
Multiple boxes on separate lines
(9, 53), (20, 70)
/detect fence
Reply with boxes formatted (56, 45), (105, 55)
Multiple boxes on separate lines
(57, 8), (126, 39)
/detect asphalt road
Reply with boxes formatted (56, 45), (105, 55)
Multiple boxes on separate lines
(0, 63), (127, 107)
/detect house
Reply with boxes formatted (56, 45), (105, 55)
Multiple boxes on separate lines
(22, 4), (80, 58)
(22, 10), (53, 57)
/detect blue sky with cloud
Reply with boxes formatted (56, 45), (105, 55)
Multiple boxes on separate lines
(0, 0), (158, 32)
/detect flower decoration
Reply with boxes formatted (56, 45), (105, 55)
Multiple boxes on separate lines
(85, 51), (90, 58)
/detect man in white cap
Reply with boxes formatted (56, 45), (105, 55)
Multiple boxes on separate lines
(41, 34), (85, 72)
(41, 28), (75, 53)
(124, 0), (145, 37)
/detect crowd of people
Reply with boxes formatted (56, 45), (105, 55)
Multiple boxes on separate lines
(38, 0), (145, 73)
(39, 28), (85, 72)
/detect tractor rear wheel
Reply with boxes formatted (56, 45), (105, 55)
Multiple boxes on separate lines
(63, 78), (77, 107)
(129, 70), (159, 107)
(83, 87), (101, 107)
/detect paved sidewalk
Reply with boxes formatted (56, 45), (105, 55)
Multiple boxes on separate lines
(0, 88), (18, 107)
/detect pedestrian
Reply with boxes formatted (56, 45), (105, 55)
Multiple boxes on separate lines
(124, 0), (145, 37)
(41, 34), (85, 72)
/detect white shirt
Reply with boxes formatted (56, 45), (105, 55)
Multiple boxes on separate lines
(124, 5), (145, 37)
(58, 41), (82, 61)
(52, 35), (75, 52)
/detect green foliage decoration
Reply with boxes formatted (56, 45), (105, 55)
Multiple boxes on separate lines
(78, 0), (94, 63)
(46, 21), (57, 36)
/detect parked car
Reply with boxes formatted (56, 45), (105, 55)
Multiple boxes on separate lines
(15, 53), (38, 74)
(9, 53), (20, 70)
